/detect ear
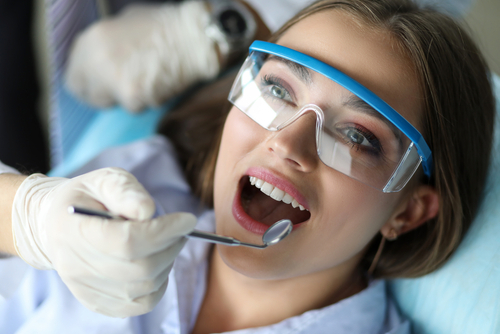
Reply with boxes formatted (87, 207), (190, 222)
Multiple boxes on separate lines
(380, 185), (439, 239)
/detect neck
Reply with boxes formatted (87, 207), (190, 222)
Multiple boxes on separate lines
(192, 246), (366, 333)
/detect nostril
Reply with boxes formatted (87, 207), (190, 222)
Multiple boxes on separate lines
(285, 158), (301, 168)
(268, 146), (308, 169)
(266, 119), (318, 172)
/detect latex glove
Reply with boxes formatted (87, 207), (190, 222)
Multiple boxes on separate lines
(65, 1), (220, 112)
(11, 167), (196, 317)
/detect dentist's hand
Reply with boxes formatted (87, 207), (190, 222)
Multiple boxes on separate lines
(64, 1), (220, 112)
(11, 167), (196, 317)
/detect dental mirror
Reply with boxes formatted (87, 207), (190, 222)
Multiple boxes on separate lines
(69, 206), (293, 249)
(187, 218), (293, 249)
(262, 219), (293, 245)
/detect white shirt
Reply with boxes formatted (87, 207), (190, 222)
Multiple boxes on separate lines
(0, 136), (410, 333)
(0, 161), (20, 175)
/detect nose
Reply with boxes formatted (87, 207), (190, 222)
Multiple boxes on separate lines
(266, 111), (319, 172)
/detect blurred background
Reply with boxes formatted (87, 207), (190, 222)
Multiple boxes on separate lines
(464, 0), (500, 74)
(6, 0), (500, 171)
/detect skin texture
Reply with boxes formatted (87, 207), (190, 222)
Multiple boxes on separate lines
(193, 9), (439, 333)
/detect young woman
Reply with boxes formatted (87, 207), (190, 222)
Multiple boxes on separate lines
(0, 0), (495, 333)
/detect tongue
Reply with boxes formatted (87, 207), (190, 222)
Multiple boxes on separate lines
(245, 190), (309, 226)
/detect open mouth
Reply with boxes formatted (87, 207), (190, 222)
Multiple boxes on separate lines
(240, 175), (311, 227)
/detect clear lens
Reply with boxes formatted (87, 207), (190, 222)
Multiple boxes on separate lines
(228, 51), (421, 192)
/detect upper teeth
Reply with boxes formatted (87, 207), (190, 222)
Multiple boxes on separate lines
(249, 176), (308, 211)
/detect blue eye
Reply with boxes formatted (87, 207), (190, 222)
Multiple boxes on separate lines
(261, 75), (294, 104)
(270, 85), (287, 99)
(338, 126), (382, 154)
(346, 128), (369, 146)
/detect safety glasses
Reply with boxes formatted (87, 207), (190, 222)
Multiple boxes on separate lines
(228, 41), (432, 192)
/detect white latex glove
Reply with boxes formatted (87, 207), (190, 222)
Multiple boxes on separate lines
(65, 1), (220, 112)
(11, 167), (196, 317)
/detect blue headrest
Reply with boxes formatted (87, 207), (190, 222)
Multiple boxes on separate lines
(48, 104), (170, 177)
(388, 73), (500, 334)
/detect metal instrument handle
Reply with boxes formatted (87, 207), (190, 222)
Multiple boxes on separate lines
(187, 230), (241, 246)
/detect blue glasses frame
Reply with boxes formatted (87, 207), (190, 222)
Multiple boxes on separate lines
(248, 40), (433, 178)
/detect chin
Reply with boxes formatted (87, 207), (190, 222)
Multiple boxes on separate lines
(216, 242), (301, 280)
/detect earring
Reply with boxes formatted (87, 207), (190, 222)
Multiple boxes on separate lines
(386, 228), (398, 241)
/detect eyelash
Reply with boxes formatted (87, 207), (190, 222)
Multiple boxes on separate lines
(337, 124), (383, 155)
(262, 74), (283, 88)
(261, 75), (296, 105)
(260, 74), (383, 156)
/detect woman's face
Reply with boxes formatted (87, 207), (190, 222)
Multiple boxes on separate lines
(213, 10), (424, 279)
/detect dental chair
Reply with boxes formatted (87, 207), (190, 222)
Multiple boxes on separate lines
(388, 73), (500, 334)
(49, 73), (500, 334)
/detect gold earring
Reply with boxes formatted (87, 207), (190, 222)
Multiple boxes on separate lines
(386, 228), (398, 241)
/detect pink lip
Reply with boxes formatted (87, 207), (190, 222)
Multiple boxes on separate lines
(232, 188), (269, 236)
(232, 167), (309, 236)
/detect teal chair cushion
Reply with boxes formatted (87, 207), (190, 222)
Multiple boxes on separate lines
(48, 104), (170, 177)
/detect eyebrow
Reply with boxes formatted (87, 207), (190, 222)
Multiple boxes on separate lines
(342, 95), (402, 142)
(267, 55), (313, 85)
(266, 55), (403, 143)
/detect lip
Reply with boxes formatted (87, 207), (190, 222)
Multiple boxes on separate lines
(232, 167), (309, 236)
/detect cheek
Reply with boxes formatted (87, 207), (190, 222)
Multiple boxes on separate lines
(213, 109), (266, 227)
(308, 173), (401, 264)
(323, 183), (396, 230)
(215, 109), (264, 172)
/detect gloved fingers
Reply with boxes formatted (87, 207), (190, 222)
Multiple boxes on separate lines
(11, 174), (69, 269)
(104, 278), (169, 318)
(65, 59), (115, 108)
(65, 191), (110, 214)
(70, 238), (185, 282)
(128, 277), (170, 315)
(64, 1), (219, 114)
(80, 212), (196, 259)
(67, 275), (170, 318)
(64, 64), (87, 102)
(117, 47), (162, 112)
(67, 259), (173, 300)
(117, 77), (146, 112)
(65, 27), (116, 108)
(115, 278), (170, 318)
(76, 167), (155, 220)
(80, 77), (116, 108)
(58, 250), (172, 317)
(123, 264), (173, 300)
(64, 34), (88, 95)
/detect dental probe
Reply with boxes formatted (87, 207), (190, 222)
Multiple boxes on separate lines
(68, 206), (292, 249)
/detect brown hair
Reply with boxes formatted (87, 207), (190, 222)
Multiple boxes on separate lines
(159, 0), (495, 278)
(158, 71), (236, 205)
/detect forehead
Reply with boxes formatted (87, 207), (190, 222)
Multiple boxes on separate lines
(277, 10), (424, 131)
